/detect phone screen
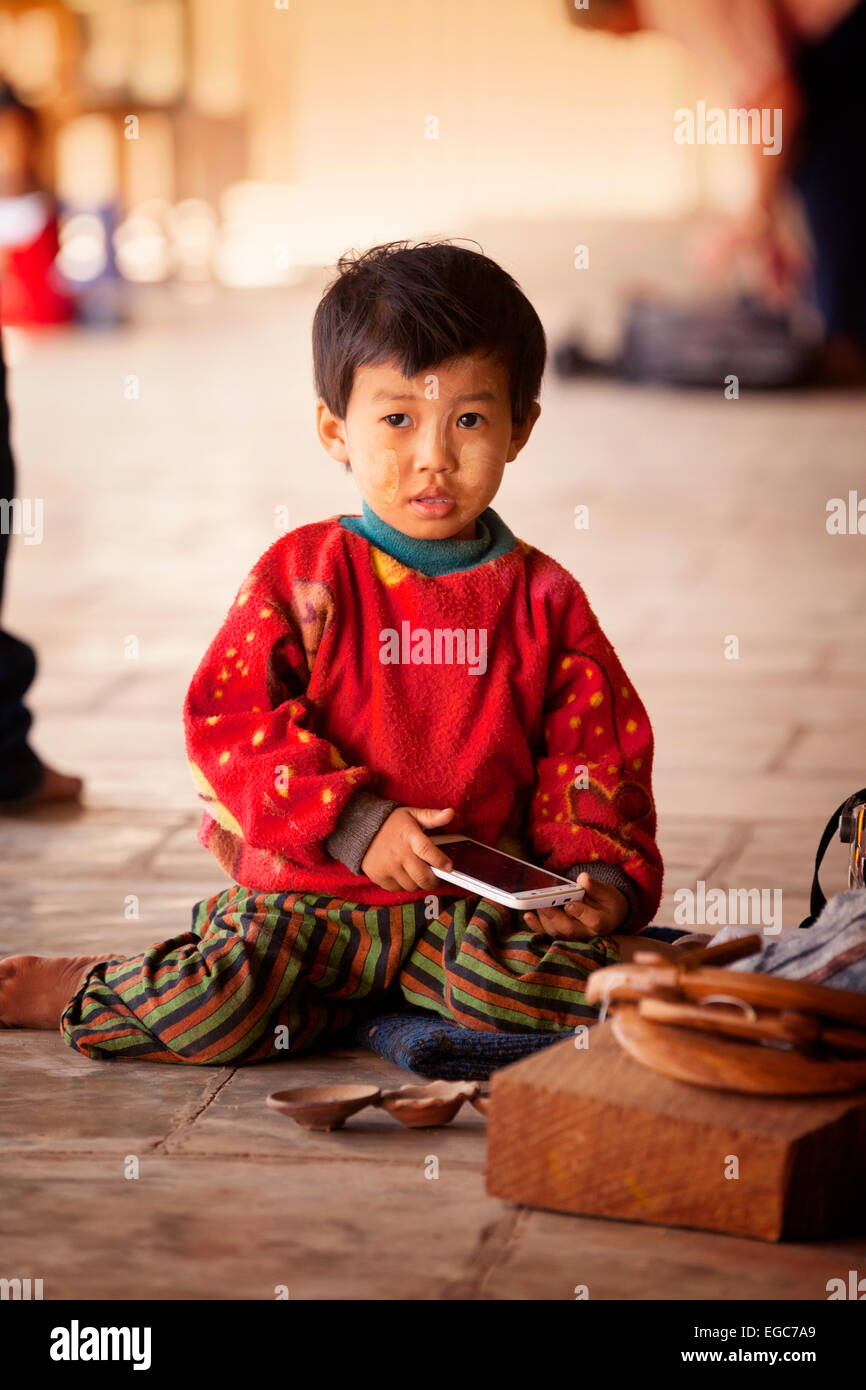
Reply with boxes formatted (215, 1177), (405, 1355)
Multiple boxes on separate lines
(442, 840), (576, 894)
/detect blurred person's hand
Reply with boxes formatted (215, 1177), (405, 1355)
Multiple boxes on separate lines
(692, 205), (809, 306)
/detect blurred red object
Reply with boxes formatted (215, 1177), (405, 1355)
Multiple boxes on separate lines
(0, 192), (74, 326)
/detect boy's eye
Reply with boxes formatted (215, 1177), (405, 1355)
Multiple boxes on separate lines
(457, 412), (483, 428)
(383, 413), (412, 427)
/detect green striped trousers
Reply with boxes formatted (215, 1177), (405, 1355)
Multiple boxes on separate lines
(61, 885), (620, 1065)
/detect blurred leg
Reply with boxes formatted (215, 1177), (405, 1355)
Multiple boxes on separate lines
(793, 2), (866, 355)
(0, 335), (44, 803)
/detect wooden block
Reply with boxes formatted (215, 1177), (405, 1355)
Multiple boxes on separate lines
(486, 1025), (866, 1242)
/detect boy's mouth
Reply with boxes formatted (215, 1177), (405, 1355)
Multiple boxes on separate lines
(409, 490), (457, 518)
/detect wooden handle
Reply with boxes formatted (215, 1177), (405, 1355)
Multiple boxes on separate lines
(676, 935), (763, 971)
(678, 969), (866, 1029)
(817, 1022), (866, 1057)
(639, 997), (819, 1049)
(586, 961), (679, 1005)
(588, 951), (866, 1032)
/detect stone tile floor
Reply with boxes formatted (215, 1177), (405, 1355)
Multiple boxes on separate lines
(1, 282), (864, 1299)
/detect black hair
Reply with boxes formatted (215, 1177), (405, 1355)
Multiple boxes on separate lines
(312, 239), (546, 426)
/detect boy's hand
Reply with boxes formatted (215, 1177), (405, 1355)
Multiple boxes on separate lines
(523, 872), (628, 940)
(361, 806), (455, 892)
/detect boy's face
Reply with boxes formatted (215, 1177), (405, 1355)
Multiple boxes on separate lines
(317, 351), (540, 540)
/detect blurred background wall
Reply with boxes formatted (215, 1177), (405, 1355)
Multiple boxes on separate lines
(0, 0), (754, 300)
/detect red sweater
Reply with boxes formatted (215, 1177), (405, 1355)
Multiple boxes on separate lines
(183, 516), (663, 926)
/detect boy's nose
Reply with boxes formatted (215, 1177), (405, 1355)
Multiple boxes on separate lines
(414, 429), (455, 473)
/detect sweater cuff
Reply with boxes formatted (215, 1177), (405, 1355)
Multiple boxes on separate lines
(325, 788), (400, 875)
(564, 861), (639, 933)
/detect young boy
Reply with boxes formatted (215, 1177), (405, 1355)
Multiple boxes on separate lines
(0, 241), (664, 1062)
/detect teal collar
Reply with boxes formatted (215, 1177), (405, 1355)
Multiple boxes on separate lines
(340, 500), (516, 577)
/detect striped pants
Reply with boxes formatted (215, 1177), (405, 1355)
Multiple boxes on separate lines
(61, 885), (621, 1065)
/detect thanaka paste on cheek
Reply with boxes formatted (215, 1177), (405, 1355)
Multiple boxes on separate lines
(370, 448), (400, 506)
(457, 438), (503, 492)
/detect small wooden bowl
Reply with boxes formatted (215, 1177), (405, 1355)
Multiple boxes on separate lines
(378, 1080), (479, 1128)
(266, 1084), (380, 1131)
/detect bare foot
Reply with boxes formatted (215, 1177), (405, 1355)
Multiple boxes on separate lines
(0, 763), (84, 814)
(32, 764), (84, 806)
(0, 954), (107, 1029)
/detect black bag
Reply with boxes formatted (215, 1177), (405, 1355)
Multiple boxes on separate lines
(800, 788), (866, 928)
(553, 295), (818, 389)
(618, 296), (816, 388)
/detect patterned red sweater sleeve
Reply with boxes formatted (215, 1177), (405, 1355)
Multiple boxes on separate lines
(528, 579), (663, 931)
(183, 536), (371, 868)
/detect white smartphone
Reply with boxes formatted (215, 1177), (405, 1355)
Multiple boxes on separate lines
(430, 835), (586, 911)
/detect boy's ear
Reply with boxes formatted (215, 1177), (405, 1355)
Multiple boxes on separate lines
(506, 401), (541, 462)
(316, 400), (350, 465)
